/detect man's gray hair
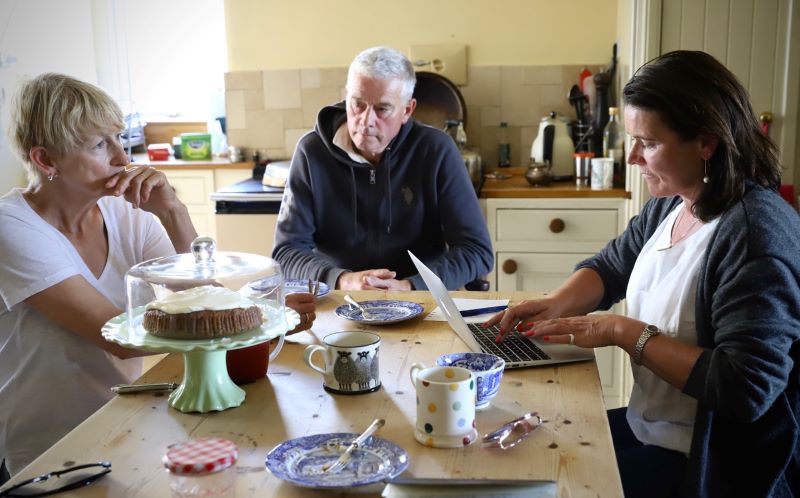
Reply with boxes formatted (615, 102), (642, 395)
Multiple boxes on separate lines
(347, 46), (416, 102)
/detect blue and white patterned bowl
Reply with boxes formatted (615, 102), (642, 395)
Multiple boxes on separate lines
(436, 352), (505, 409)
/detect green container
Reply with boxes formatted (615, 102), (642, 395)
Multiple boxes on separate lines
(180, 133), (212, 160)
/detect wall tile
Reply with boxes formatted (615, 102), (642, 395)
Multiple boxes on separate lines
(301, 69), (321, 89)
(226, 90), (246, 130)
(285, 128), (311, 157)
(320, 68), (348, 88)
(500, 66), (540, 127)
(541, 84), (567, 107)
(301, 87), (342, 127)
(521, 65), (563, 85)
(243, 89), (264, 110)
(244, 110), (284, 149)
(480, 105), (501, 129)
(281, 109), (305, 129)
(225, 71), (262, 90)
(263, 69), (302, 109)
(460, 66), (501, 106)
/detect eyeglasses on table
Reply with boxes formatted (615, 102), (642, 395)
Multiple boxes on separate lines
(0, 461), (111, 497)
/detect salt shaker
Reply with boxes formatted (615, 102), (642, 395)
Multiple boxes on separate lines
(163, 437), (238, 497)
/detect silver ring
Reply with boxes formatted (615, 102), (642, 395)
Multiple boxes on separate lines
(302, 312), (309, 323)
(568, 334), (575, 345)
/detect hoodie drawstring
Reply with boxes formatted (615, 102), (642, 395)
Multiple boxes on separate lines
(350, 167), (357, 239)
(385, 149), (392, 234)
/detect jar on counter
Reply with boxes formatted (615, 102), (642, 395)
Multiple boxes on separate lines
(163, 437), (238, 497)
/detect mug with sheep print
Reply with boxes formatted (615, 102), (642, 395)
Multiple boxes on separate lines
(303, 331), (381, 394)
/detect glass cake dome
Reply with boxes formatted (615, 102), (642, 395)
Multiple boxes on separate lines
(125, 236), (285, 335)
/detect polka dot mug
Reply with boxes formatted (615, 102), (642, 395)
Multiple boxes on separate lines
(409, 363), (478, 448)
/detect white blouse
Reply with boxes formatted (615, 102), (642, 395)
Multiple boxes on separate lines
(625, 202), (719, 454)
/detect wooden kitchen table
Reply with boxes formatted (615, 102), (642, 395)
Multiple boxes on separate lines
(2, 291), (622, 497)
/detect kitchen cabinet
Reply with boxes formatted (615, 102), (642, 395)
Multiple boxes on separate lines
(159, 165), (252, 240)
(486, 197), (632, 409)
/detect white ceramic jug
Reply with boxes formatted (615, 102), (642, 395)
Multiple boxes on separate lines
(530, 112), (575, 180)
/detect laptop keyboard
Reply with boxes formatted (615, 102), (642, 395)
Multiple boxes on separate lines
(467, 323), (551, 363)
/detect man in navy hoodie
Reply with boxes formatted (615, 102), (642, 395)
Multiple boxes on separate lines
(273, 46), (493, 291)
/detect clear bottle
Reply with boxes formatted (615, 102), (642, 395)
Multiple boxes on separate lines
(602, 107), (625, 188)
(498, 121), (511, 167)
(443, 119), (467, 150)
(164, 437), (238, 498)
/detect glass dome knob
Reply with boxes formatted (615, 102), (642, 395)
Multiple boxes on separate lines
(191, 237), (217, 263)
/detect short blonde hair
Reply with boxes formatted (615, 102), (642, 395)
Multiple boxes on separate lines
(9, 73), (124, 185)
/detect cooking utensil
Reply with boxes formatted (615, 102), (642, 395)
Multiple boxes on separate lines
(568, 85), (587, 124)
(322, 418), (385, 473)
(344, 294), (373, 320)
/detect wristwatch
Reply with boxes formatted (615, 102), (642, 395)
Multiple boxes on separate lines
(632, 324), (661, 365)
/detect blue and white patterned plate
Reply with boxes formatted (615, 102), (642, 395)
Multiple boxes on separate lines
(284, 279), (330, 299)
(265, 432), (409, 488)
(335, 300), (424, 325)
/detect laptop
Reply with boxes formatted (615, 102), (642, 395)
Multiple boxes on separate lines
(409, 251), (594, 369)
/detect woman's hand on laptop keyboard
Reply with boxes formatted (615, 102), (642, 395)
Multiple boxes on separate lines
(484, 298), (565, 343)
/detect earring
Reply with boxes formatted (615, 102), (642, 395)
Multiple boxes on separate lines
(47, 173), (54, 182)
(702, 159), (710, 184)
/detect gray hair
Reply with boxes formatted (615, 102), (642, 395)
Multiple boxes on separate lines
(347, 46), (416, 102)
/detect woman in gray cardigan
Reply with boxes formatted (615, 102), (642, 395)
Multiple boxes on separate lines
(488, 51), (799, 497)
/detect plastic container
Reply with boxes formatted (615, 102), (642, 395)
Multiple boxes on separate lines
(147, 143), (172, 161)
(163, 437), (238, 497)
(497, 122), (511, 167)
(181, 133), (212, 160)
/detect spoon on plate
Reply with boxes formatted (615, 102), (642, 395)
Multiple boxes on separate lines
(344, 294), (373, 320)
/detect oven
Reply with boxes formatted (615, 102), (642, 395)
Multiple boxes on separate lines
(211, 176), (283, 256)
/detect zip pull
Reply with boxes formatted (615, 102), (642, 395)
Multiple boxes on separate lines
(370, 168), (376, 185)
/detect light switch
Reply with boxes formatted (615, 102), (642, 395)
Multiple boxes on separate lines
(408, 44), (467, 85)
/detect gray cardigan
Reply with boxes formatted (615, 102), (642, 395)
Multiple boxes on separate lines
(577, 183), (800, 497)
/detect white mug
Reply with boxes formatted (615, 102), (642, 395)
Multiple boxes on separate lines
(304, 331), (381, 394)
(409, 363), (477, 448)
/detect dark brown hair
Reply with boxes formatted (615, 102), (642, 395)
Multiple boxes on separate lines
(623, 50), (782, 221)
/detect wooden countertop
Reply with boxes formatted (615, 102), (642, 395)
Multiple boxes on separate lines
(480, 167), (630, 199)
(1, 290), (623, 498)
(130, 153), (254, 171)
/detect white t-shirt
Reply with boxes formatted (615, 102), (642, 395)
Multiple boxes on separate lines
(0, 189), (175, 474)
(625, 202), (719, 455)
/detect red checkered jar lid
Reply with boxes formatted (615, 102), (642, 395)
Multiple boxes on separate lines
(163, 437), (238, 476)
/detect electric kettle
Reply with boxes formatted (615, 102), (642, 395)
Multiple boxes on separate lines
(531, 112), (575, 180)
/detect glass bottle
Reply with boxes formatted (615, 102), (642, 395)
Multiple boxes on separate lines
(498, 122), (511, 167)
(602, 107), (625, 188)
(443, 119), (467, 150)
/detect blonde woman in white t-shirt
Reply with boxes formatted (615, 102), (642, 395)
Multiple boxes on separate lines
(0, 74), (316, 480)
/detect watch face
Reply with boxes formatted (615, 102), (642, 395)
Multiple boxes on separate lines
(645, 325), (660, 334)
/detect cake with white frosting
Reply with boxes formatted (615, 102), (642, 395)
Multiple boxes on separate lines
(142, 285), (262, 339)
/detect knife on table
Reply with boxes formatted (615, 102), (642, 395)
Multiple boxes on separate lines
(460, 305), (508, 317)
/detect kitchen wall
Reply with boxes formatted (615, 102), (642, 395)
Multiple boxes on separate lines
(224, 0), (618, 69)
(223, 0), (618, 166)
(225, 63), (608, 167)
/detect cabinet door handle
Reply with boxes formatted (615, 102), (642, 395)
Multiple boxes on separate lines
(502, 259), (517, 274)
(549, 218), (565, 233)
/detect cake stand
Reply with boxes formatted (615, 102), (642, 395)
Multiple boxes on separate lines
(102, 304), (299, 413)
